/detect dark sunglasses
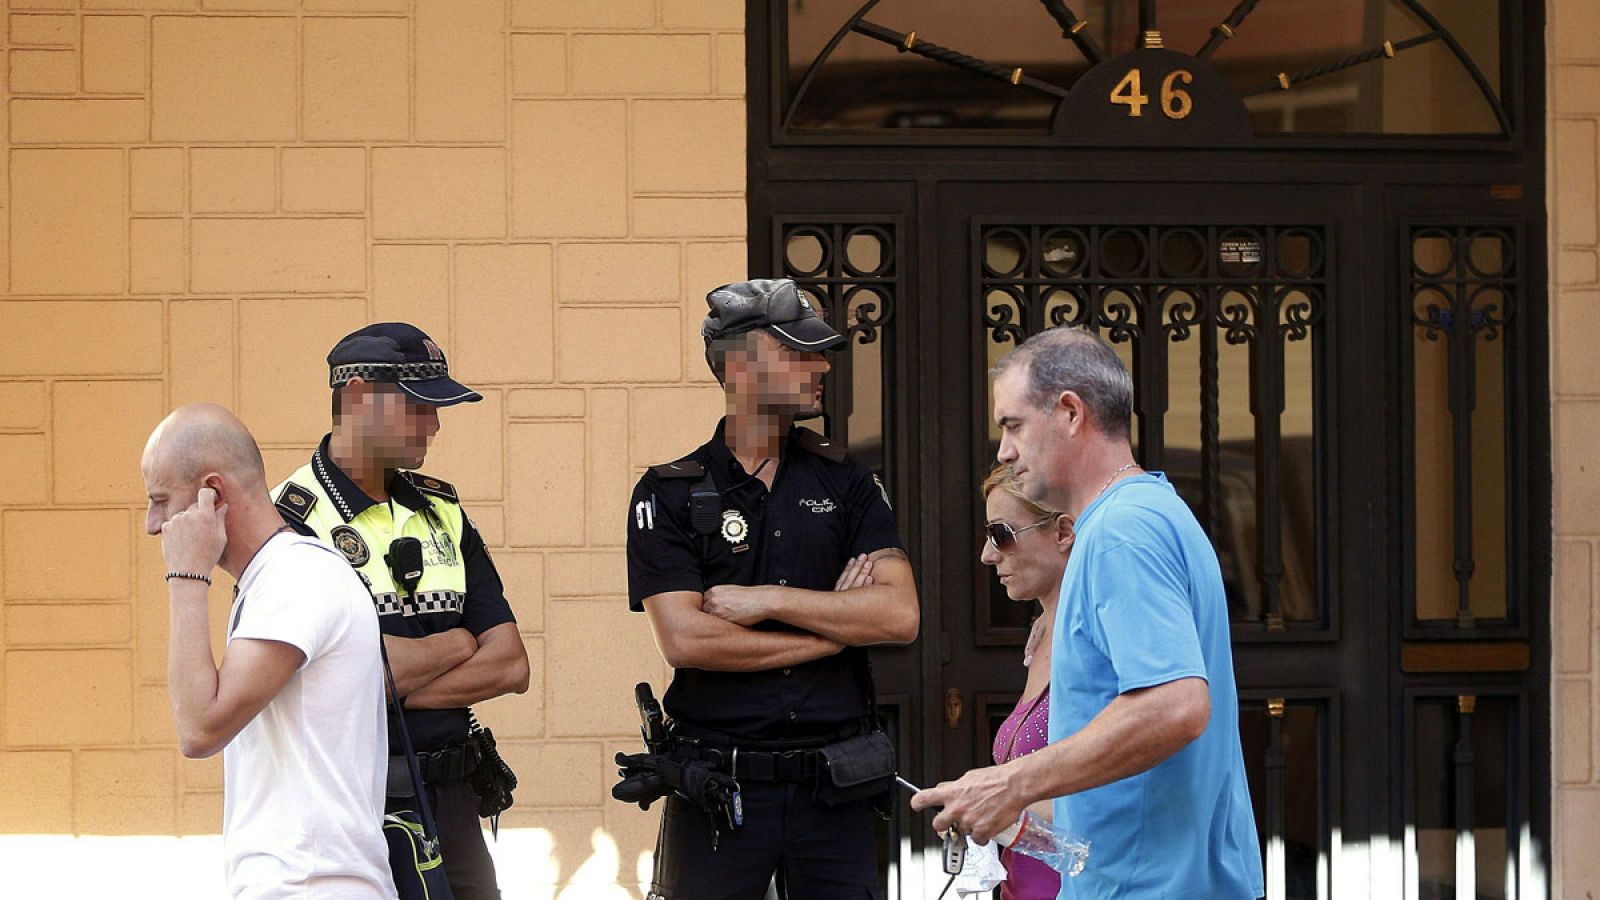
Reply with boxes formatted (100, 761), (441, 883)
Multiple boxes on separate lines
(985, 515), (1061, 552)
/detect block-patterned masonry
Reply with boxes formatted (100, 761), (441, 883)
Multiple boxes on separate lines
(0, 0), (742, 891)
(1552, 0), (1600, 894)
(6, 0), (1600, 895)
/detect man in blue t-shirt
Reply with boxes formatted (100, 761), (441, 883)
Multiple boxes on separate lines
(913, 327), (1263, 899)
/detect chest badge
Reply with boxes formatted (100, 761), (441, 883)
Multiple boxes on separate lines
(330, 525), (371, 567)
(720, 509), (749, 545)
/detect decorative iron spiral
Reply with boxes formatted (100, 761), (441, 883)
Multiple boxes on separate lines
(1278, 288), (1323, 342)
(984, 287), (1028, 345)
(1161, 287), (1205, 342)
(1217, 289), (1258, 344)
(1097, 289), (1143, 344)
(843, 284), (892, 345)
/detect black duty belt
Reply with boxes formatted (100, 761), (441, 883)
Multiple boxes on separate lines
(397, 742), (480, 784)
(676, 740), (822, 784)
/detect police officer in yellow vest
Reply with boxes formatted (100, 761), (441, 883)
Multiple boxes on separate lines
(273, 322), (530, 900)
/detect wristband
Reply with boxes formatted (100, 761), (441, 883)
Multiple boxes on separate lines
(165, 571), (212, 586)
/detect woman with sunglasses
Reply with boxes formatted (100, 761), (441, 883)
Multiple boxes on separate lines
(980, 463), (1075, 900)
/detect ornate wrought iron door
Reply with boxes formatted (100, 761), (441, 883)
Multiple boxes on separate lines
(753, 173), (1546, 898)
(748, 5), (1549, 897)
(935, 183), (1364, 900)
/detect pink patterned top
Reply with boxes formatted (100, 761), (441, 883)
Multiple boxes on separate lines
(991, 686), (1060, 900)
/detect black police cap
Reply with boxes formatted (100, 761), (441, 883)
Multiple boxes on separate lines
(701, 279), (845, 352)
(327, 323), (482, 406)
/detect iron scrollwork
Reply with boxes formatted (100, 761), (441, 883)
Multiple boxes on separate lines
(1217, 289), (1259, 345)
(1278, 288), (1323, 342)
(782, 222), (898, 345)
(1096, 289), (1144, 344)
(1160, 287), (1206, 343)
(1407, 225), (1520, 630)
(978, 223), (1329, 633)
(984, 287), (1028, 346)
(1045, 286), (1090, 330)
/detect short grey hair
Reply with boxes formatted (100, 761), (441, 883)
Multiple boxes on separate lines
(992, 327), (1133, 437)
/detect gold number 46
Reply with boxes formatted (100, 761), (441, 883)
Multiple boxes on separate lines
(1109, 68), (1194, 120)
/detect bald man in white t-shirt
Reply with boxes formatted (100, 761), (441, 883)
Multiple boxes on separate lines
(141, 404), (394, 899)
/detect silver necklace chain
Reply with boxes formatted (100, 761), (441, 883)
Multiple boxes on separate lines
(1097, 461), (1141, 498)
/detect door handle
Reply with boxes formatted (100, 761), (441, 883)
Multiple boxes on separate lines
(944, 687), (964, 729)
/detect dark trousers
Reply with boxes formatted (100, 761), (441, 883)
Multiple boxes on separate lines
(649, 780), (883, 900)
(388, 779), (500, 900)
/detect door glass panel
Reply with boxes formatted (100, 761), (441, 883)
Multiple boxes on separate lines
(786, 229), (828, 276)
(1241, 697), (1329, 899)
(781, 221), (900, 482)
(978, 224), (1327, 633)
(1411, 695), (1516, 899)
(784, 1), (1509, 136)
(1414, 699), (1455, 895)
(1408, 226), (1516, 628)
(847, 291), (888, 471)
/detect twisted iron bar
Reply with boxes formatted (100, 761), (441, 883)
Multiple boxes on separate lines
(853, 20), (1073, 100)
(1035, 0), (1103, 65)
(1242, 33), (1439, 97)
(1197, 0), (1263, 60)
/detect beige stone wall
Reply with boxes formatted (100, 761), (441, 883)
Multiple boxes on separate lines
(1552, 1), (1600, 894)
(0, 0), (739, 893)
(5, 0), (1599, 895)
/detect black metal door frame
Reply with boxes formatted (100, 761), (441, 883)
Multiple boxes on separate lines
(745, 5), (1550, 897)
(931, 181), (1374, 900)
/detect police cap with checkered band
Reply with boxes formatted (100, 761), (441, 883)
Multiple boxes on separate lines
(327, 322), (483, 406)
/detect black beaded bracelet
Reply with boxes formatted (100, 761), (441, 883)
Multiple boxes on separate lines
(165, 571), (212, 586)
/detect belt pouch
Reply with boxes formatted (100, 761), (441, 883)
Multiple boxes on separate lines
(386, 756), (417, 800)
(816, 731), (895, 807)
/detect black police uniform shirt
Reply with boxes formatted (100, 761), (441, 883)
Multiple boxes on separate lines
(626, 419), (904, 746)
(280, 436), (516, 753)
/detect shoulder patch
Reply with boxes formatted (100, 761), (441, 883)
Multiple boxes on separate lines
(405, 471), (459, 502)
(648, 459), (706, 479)
(274, 482), (318, 523)
(795, 427), (849, 464)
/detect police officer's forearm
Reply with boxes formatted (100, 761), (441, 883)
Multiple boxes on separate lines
(755, 552), (920, 646)
(643, 591), (845, 671)
(382, 628), (476, 699)
(672, 620), (843, 673)
(403, 622), (530, 709)
(758, 581), (919, 646)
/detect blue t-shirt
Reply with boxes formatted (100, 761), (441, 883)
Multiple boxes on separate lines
(1049, 473), (1263, 900)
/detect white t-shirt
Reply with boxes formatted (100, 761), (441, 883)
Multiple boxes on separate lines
(222, 533), (395, 899)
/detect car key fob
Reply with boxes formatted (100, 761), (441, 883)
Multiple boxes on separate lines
(942, 829), (966, 875)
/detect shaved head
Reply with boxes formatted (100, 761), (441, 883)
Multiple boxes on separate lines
(142, 404), (292, 578)
(143, 404), (267, 495)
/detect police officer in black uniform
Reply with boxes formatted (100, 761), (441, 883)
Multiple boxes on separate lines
(626, 279), (921, 899)
(273, 323), (530, 899)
